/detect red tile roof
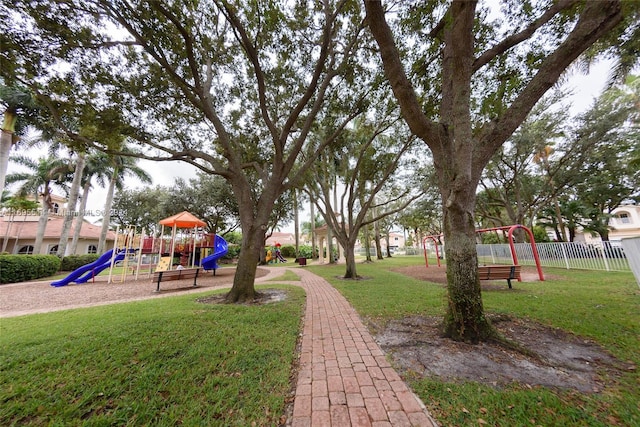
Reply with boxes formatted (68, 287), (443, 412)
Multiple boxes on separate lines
(0, 216), (116, 240)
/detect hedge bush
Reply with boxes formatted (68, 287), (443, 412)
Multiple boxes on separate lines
(60, 254), (101, 271)
(0, 255), (61, 284)
(280, 245), (296, 258)
(296, 245), (314, 259)
(222, 244), (240, 260)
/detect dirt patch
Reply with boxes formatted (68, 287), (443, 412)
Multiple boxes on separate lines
(197, 288), (288, 306)
(391, 264), (554, 286)
(377, 265), (634, 392)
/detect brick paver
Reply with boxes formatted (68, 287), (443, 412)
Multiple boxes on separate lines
(287, 268), (438, 427)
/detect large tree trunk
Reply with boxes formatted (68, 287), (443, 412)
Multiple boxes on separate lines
(343, 245), (358, 279)
(225, 223), (264, 303)
(440, 184), (495, 342)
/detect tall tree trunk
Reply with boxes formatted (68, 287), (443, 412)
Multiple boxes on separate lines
(294, 189), (299, 256)
(364, 224), (372, 262)
(374, 220), (383, 260)
(551, 195), (566, 242)
(33, 206), (49, 254)
(1, 211), (15, 253)
(225, 223), (264, 303)
(310, 196), (317, 259)
(0, 111), (19, 195)
(343, 244), (358, 278)
(440, 185), (495, 343)
(57, 153), (85, 257)
(97, 174), (116, 253)
(327, 224), (333, 263)
(70, 181), (91, 254)
(385, 233), (392, 257)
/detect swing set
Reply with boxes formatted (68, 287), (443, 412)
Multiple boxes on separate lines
(422, 224), (545, 282)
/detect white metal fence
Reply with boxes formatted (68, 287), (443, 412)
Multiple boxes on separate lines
(475, 241), (630, 272)
(621, 237), (640, 287)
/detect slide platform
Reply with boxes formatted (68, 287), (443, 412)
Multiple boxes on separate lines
(200, 235), (228, 271)
(51, 249), (126, 287)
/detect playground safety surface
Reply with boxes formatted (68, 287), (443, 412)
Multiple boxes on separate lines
(0, 266), (269, 318)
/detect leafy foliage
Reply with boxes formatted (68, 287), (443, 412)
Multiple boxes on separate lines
(0, 254), (60, 283)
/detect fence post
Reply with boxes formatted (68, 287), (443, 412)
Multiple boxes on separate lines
(600, 243), (611, 271)
(560, 243), (570, 270)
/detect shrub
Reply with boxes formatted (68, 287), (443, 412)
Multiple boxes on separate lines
(0, 255), (61, 284)
(296, 245), (314, 259)
(222, 231), (242, 245)
(532, 225), (551, 243)
(280, 245), (296, 258)
(60, 254), (101, 271)
(222, 244), (240, 260)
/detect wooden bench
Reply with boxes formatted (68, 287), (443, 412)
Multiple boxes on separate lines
(152, 268), (200, 292)
(478, 265), (522, 289)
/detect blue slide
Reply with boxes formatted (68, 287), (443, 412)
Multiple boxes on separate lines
(200, 235), (229, 272)
(51, 249), (126, 287)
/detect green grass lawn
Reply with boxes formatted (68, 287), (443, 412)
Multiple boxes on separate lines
(0, 285), (305, 426)
(307, 257), (640, 426)
(3, 256), (639, 426)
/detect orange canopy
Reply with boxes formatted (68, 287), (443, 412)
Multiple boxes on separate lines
(159, 211), (206, 228)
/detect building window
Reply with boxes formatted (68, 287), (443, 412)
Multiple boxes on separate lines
(88, 245), (98, 254)
(48, 245), (59, 255)
(18, 245), (34, 254)
(394, 236), (399, 241)
(618, 212), (630, 224)
(52, 203), (60, 214)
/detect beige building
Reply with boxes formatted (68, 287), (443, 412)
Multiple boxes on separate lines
(578, 203), (640, 246)
(0, 194), (115, 255)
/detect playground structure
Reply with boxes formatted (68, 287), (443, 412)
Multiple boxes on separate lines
(422, 224), (545, 282)
(51, 211), (229, 286)
(265, 242), (287, 264)
(51, 225), (138, 287)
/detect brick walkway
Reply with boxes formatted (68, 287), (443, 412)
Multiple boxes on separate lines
(288, 268), (438, 427)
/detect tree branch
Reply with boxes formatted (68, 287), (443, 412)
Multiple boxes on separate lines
(364, 0), (445, 152)
(473, 0), (580, 72)
(476, 0), (623, 175)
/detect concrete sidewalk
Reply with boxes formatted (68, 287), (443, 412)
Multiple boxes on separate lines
(287, 268), (438, 427)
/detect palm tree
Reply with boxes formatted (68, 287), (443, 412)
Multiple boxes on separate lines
(55, 151), (86, 256)
(69, 151), (112, 255)
(97, 150), (152, 253)
(5, 155), (72, 254)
